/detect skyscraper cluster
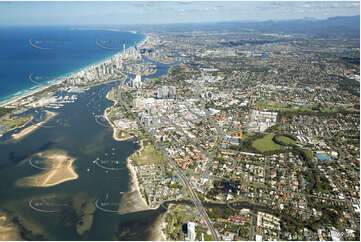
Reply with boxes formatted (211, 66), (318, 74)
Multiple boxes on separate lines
(157, 86), (176, 99)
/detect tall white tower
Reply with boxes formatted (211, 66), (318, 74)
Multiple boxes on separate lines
(133, 73), (141, 88)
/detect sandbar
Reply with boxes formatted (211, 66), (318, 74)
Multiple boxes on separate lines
(16, 150), (78, 187)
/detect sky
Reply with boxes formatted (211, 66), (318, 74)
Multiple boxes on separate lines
(0, 1), (359, 26)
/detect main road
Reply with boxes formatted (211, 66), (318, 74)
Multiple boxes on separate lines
(118, 89), (219, 240)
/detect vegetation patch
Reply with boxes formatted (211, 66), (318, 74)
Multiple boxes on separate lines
(0, 114), (33, 131)
(0, 107), (14, 118)
(252, 134), (286, 153)
(132, 144), (166, 166)
(273, 135), (297, 146)
(302, 149), (313, 161)
(165, 205), (198, 240)
(231, 132), (286, 155)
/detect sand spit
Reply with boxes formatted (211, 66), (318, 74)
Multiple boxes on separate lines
(12, 110), (57, 140)
(16, 150), (78, 188)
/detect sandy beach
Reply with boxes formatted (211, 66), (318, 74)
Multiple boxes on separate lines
(117, 148), (150, 214)
(104, 89), (134, 142)
(105, 74), (166, 240)
(119, 140), (166, 241)
(0, 78), (64, 108)
(11, 110), (57, 140)
(104, 85), (153, 214)
(147, 211), (168, 241)
(16, 150), (78, 187)
(122, 159), (165, 241)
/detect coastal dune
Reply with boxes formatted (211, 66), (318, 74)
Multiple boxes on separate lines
(16, 150), (78, 187)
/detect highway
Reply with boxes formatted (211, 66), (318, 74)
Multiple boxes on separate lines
(249, 211), (256, 240)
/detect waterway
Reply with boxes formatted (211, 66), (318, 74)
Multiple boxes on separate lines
(0, 57), (186, 240)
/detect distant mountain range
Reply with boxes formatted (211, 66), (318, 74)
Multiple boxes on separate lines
(246, 15), (360, 38)
(99, 15), (360, 38)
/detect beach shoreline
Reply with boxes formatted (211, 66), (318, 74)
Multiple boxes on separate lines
(16, 151), (78, 188)
(0, 79), (64, 108)
(104, 90), (134, 142)
(11, 110), (57, 140)
(126, 154), (166, 241)
(125, 138), (150, 209)
(40, 155), (78, 187)
(104, 86), (149, 209)
(124, 135), (166, 241)
(0, 32), (149, 109)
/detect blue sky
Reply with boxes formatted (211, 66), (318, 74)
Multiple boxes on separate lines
(0, 1), (359, 26)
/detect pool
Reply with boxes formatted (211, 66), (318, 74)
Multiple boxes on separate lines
(316, 153), (332, 161)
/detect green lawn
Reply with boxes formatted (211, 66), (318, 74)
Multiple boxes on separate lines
(242, 132), (257, 140)
(248, 182), (266, 189)
(0, 114), (33, 131)
(132, 144), (166, 165)
(276, 135), (297, 145)
(256, 101), (288, 109)
(204, 234), (213, 241)
(256, 101), (339, 113)
(252, 134), (285, 153)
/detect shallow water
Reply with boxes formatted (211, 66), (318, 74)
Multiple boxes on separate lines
(0, 82), (146, 240)
(0, 56), (186, 240)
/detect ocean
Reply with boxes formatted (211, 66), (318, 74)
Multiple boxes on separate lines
(0, 26), (145, 103)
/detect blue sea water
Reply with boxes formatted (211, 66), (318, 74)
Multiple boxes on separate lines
(0, 26), (145, 103)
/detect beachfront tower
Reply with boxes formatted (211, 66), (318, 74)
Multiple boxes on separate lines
(132, 72), (141, 88)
